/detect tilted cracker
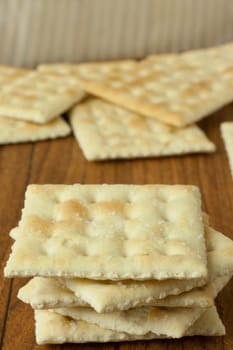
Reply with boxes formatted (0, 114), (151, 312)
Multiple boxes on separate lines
(54, 306), (204, 338)
(4, 184), (207, 280)
(70, 98), (215, 160)
(220, 122), (233, 178)
(18, 225), (233, 311)
(17, 276), (209, 310)
(76, 42), (233, 127)
(0, 116), (71, 144)
(0, 71), (85, 123)
(35, 306), (225, 344)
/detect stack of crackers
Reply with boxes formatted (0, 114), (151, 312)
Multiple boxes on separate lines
(1, 42), (233, 161)
(4, 184), (233, 344)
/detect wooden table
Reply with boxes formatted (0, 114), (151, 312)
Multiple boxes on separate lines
(0, 104), (233, 350)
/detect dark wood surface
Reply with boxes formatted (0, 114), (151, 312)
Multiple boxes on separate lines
(0, 104), (233, 350)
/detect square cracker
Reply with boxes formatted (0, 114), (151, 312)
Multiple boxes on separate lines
(19, 275), (231, 312)
(0, 116), (71, 144)
(4, 184), (207, 280)
(0, 71), (85, 124)
(18, 225), (233, 311)
(75, 42), (233, 127)
(34, 306), (225, 344)
(70, 98), (215, 160)
(220, 122), (233, 177)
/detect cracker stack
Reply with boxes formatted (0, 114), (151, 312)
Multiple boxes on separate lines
(4, 184), (233, 344)
(0, 66), (85, 144)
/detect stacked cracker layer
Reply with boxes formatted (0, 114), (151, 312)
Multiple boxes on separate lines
(1, 42), (233, 164)
(4, 184), (233, 344)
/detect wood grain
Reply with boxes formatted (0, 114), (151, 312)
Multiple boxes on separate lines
(0, 104), (233, 350)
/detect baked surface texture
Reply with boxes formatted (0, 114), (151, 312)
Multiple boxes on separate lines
(5, 184), (207, 280)
(0, 71), (85, 123)
(0, 116), (71, 144)
(70, 98), (215, 160)
(18, 225), (233, 311)
(34, 306), (225, 344)
(74, 43), (233, 126)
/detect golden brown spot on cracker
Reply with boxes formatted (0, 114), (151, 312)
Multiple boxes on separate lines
(57, 200), (88, 220)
